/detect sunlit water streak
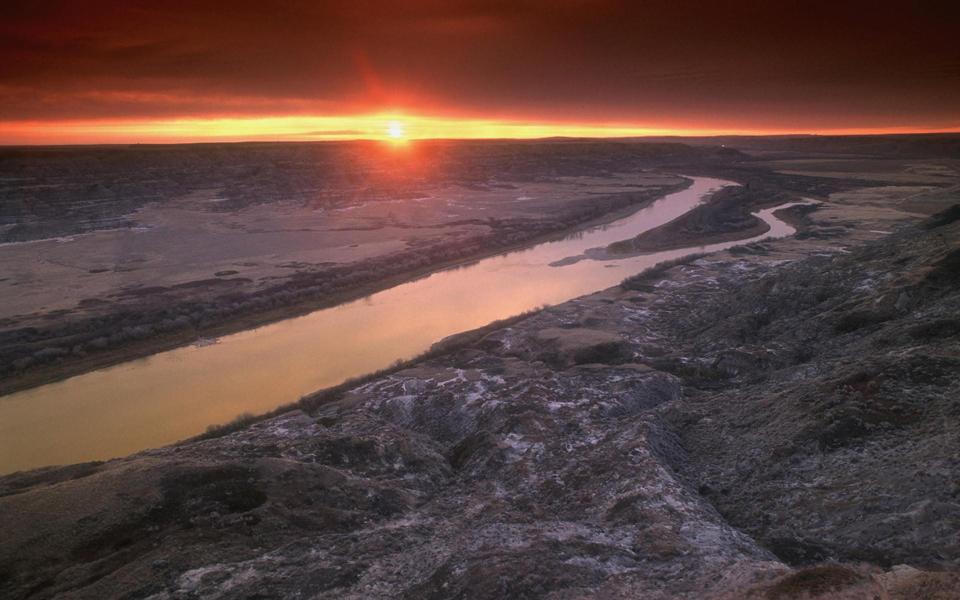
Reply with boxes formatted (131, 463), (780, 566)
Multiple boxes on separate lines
(0, 177), (806, 473)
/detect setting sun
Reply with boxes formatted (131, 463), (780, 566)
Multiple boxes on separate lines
(387, 120), (405, 140)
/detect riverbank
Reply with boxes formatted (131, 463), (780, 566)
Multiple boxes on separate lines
(5, 177), (746, 475)
(0, 178), (692, 397)
(2, 186), (956, 598)
(592, 181), (810, 259)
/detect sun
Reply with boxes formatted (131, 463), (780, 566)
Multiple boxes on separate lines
(386, 120), (406, 140)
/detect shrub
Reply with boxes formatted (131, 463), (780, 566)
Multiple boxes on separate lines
(766, 565), (864, 599)
(621, 253), (707, 290)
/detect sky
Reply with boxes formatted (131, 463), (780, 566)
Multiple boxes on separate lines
(1, 0), (959, 144)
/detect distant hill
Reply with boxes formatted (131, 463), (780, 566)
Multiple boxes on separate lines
(639, 133), (960, 158)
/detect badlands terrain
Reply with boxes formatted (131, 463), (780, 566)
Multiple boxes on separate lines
(1, 135), (959, 598)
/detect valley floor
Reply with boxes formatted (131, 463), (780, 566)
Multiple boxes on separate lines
(2, 173), (959, 598)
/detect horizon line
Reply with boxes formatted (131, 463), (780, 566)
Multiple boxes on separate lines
(4, 129), (960, 149)
(3, 112), (959, 146)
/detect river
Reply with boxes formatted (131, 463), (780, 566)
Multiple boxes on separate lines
(0, 176), (805, 474)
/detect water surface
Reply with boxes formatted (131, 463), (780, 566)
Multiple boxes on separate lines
(0, 177), (803, 473)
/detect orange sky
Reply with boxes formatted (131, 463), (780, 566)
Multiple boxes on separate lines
(3, 114), (959, 146)
(2, 1), (958, 144)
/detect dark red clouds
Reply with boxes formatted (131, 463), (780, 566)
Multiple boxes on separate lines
(1, 0), (959, 131)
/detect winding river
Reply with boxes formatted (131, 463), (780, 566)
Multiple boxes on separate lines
(0, 176), (805, 474)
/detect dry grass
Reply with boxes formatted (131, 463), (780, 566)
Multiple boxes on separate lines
(888, 571), (960, 600)
(620, 252), (707, 290)
(765, 565), (865, 599)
